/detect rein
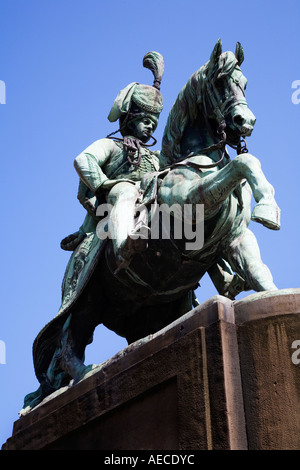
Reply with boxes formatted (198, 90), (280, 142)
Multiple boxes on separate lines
(169, 123), (248, 171)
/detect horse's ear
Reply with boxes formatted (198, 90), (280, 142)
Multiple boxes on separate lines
(235, 42), (244, 66)
(210, 38), (222, 63)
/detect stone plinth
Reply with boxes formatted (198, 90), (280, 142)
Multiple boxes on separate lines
(235, 290), (300, 450)
(2, 289), (300, 450)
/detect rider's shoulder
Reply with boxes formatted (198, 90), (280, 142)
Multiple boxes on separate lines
(91, 137), (119, 150)
(84, 137), (121, 157)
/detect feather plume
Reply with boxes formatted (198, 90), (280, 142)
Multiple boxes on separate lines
(143, 51), (164, 90)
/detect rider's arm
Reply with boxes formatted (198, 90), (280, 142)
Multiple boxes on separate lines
(74, 138), (117, 194)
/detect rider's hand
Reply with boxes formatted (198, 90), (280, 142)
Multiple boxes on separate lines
(99, 179), (121, 191)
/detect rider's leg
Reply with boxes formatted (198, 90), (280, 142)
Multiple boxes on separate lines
(107, 182), (146, 264)
(224, 228), (277, 292)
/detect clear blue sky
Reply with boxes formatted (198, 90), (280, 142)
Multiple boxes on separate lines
(1, 0), (299, 447)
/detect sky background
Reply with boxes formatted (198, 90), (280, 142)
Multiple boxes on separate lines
(0, 0), (299, 447)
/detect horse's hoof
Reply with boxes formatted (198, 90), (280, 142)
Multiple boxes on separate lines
(251, 202), (281, 230)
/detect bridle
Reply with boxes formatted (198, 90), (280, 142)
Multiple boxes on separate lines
(175, 68), (249, 171)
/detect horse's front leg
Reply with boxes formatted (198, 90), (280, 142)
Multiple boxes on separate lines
(223, 227), (277, 292)
(162, 153), (280, 230)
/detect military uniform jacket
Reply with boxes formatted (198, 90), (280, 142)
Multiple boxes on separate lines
(74, 137), (160, 195)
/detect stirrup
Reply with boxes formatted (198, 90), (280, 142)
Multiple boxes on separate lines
(251, 202), (281, 230)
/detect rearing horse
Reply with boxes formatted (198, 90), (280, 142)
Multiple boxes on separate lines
(21, 40), (280, 413)
(158, 38), (280, 293)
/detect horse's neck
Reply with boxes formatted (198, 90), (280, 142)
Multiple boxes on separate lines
(160, 68), (222, 167)
(180, 114), (220, 162)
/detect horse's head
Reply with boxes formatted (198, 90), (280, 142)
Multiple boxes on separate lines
(203, 39), (256, 146)
(160, 39), (257, 166)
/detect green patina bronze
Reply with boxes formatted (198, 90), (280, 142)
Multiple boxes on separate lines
(21, 40), (280, 414)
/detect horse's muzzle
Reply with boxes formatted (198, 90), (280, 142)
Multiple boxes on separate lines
(231, 111), (256, 137)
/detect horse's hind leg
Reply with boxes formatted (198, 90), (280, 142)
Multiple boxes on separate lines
(224, 227), (277, 292)
(59, 315), (88, 380)
(59, 302), (101, 381)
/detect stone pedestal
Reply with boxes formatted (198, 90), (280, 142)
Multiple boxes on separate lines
(2, 289), (300, 450)
(235, 290), (300, 450)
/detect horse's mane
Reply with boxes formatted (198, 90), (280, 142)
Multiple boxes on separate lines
(160, 51), (239, 168)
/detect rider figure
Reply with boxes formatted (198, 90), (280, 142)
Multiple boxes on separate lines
(61, 52), (164, 267)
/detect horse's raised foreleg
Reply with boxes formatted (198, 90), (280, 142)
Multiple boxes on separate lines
(223, 227), (277, 292)
(184, 153), (280, 229)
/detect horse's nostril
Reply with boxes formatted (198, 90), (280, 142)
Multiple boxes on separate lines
(233, 115), (245, 127)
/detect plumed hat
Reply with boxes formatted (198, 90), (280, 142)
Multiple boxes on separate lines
(108, 51), (164, 122)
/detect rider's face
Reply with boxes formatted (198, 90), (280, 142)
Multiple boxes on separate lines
(130, 115), (158, 142)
